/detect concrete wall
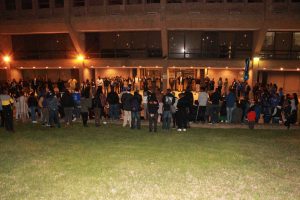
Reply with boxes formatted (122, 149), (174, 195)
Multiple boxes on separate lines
(207, 69), (244, 84)
(267, 71), (300, 94)
(22, 69), (72, 81)
(96, 68), (131, 78)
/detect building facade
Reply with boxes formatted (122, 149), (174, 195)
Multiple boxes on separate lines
(0, 0), (300, 93)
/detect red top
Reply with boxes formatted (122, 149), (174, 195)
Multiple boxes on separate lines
(247, 111), (256, 122)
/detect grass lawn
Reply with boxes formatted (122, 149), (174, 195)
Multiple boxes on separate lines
(0, 123), (300, 200)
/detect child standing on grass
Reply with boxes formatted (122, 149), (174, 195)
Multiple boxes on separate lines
(247, 106), (256, 130)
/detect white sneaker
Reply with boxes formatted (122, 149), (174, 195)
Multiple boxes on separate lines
(183, 129), (186, 132)
(177, 129), (182, 132)
(72, 117), (77, 122)
(32, 121), (37, 124)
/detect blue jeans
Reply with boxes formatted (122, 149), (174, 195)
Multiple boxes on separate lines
(226, 107), (234, 123)
(131, 111), (141, 129)
(162, 111), (172, 129)
(109, 104), (120, 120)
(30, 106), (36, 122)
(49, 109), (60, 128)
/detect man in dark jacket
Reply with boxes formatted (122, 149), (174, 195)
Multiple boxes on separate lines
(162, 89), (175, 130)
(176, 93), (189, 132)
(61, 89), (74, 126)
(131, 91), (142, 129)
(121, 88), (133, 127)
(47, 91), (60, 128)
(148, 93), (159, 132)
(107, 87), (120, 121)
(27, 92), (38, 123)
(210, 88), (221, 123)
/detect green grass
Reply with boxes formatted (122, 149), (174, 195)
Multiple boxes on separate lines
(0, 124), (300, 200)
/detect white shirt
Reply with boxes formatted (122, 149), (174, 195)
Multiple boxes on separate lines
(198, 92), (209, 106)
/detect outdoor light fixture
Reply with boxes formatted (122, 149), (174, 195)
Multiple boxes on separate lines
(253, 57), (260, 63)
(46, 66), (49, 69)
(280, 67), (284, 71)
(226, 66), (229, 69)
(59, 66), (62, 69)
(3, 55), (11, 63)
(297, 68), (300, 71)
(33, 66), (36, 69)
(77, 54), (85, 62)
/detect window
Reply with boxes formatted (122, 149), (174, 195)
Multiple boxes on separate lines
(127, 0), (142, 4)
(206, 0), (223, 3)
(167, 0), (182, 3)
(12, 34), (76, 60)
(73, 0), (85, 7)
(293, 32), (300, 51)
(38, 0), (50, 8)
(261, 32), (300, 59)
(227, 0), (244, 2)
(22, 0), (33, 9)
(108, 0), (123, 4)
(5, 0), (16, 10)
(85, 31), (162, 58)
(146, 0), (160, 3)
(168, 31), (253, 59)
(55, 0), (64, 7)
(89, 0), (104, 5)
(247, 0), (262, 2)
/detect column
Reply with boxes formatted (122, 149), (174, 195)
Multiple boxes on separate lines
(0, 35), (23, 81)
(162, 66), (168, 92)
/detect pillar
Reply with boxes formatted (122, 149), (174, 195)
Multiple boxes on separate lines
(162, 66), (168, 92)
(0, 35), (23, 81)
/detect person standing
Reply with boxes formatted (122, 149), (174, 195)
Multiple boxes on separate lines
(80, 88), (92, 127)
(39, 93), (49, 126)
(176, 93), (189, 132)
(107, 87), (120, 121)
(0, 89), (14, 132)
(198, 87), (209, 123)
(47, 90), (60, 128)
(162, 89), (175, 130)
(210, 88), (221, 124)
(27, 92), (38, 123)
(131, 91), (142, 129)
(61, 89), (75, 126)
(93, 87), (105, 127)
(225, 89), (236, 123)
(217, 77), (223, 93)
(148, 93), (159, 132)
(121, 88), (133, 127)
(18, 91), (28, 123)
(142, 91), (149, 120)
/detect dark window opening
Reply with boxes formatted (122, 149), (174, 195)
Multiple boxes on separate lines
(22, 0), (33, 9)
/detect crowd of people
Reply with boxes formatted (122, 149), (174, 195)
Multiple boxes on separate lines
(0, 76), (299, 133)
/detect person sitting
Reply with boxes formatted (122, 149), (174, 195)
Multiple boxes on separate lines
(247, 106), (256, 130)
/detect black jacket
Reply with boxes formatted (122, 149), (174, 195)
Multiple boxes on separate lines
(121, 92), (133, 111)
(148, 96), (159, 114)
(28, 95), (38, 107)
(107, 91), (119, 105)
(61, 93), (75, 108)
